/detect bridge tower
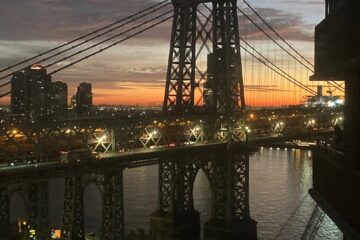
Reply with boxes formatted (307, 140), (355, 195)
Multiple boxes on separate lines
(154, 0), (256, 239)
(163, 0), (245, 114)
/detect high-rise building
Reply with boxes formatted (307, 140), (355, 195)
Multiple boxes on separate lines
(11, 71), (27, 114)
(11, 65), (51, 122)
(48, 80), (68, 119)
(11, 65), (68, 122)
(76, 82), (92, 114)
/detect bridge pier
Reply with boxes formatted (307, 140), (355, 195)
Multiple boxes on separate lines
(27, 182), (50, 240)
(150, 160), (200, 240)
(62, 172), (125, 240)
(62, 176), (85, 240)
(201, 152), (257, 240)
(203, 218), (257, 240)
(150, 209), (200, 240)
(102, 173), (125, 240)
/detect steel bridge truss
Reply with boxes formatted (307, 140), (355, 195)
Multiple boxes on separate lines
(0, 183), (49, 240)
(1, 117), (243, 163)
(163, 0), (245, 114)
(152, 148), (251, 239)
(62, 172), (124, 240)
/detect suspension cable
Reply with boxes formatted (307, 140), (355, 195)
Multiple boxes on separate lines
(242, 0), (345, 92)
(46, 10), (173, 70)
(236, 6), (344, 93)
(0, 2), (171, 82)
(48, 14), (173, 75)
(242, 0), (313, 68)
(0, 0), (169, 74)
(240, 36), (317, 95)
(0, 91), (10, 98)
(0, 9), (173, 98)
(240, 45), (316, 95)
(197, 7), (316, 95)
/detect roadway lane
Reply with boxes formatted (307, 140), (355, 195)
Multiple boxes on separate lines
(0, 130), (334, 186)
(0, 142), (234, 186)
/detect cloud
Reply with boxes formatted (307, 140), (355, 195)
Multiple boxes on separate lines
(0, 1), (319, 105)
(238, 7), (313, 42)
(0, 0), (170, 41)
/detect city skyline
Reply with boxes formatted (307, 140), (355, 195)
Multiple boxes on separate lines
(0, 0), (327, 106)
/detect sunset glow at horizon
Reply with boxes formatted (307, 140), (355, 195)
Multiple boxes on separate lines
(0, 0), (345, 107)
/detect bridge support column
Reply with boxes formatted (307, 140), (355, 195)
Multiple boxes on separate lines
(102, 171), (125, 240)
(0, 187), (10, 238)
(204, 152), (257, 240)
(150, 161), (200, 240)
(62, 176), (84, 240)
(27, 182), (50, 240)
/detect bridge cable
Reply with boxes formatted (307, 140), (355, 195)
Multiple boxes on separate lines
(0, 0), (207, 98)
(242, 0), (313, 69)
(43, 0), (203, 75)
(48, 14), (174, 75)
(0, 5), (173, 96)
(236, 6), (344, 93)
(240, 44), (316, 95)
(0, 1), (171, 82)
(242, 0), (345, 93)
(0, 91), (10, 99)
(239, 36), (317, 95)
(197, 8), (317, 95)
(44, 9), (173, 69)
(200, 3), (322, 94)
(0, 0), (169, 74)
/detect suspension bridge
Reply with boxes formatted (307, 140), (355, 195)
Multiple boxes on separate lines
(0, 0), (344, 239)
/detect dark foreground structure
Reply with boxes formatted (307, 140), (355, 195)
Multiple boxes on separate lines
(310, 0), (360, 239)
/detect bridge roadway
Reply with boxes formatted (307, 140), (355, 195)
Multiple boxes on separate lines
(0, 130), (333, 186)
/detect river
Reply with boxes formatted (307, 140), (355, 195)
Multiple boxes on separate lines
(10, 148), (342, 239)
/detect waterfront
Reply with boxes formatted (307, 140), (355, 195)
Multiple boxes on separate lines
(10, 148), (342, 239)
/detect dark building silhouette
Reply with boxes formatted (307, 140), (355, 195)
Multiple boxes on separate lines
(310, 0), (360, 239)
(48, 80), (68, 119)
(75, 82), (92, 114)
(11, 71), (27, 114)
(11, 65), (51, 122)
(11, 65), (68, 122)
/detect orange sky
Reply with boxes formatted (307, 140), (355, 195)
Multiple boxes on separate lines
(0, 0), (345, 107)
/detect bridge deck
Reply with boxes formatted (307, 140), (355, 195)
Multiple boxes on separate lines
(0, 130), (333, 186)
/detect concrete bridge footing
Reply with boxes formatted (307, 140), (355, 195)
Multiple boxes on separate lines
(203, 218), (257, 240)
(149, 210), (200, 240)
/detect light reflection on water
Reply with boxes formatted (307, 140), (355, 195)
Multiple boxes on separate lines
(10, 148), (342, 239)
(122, 148), (342, 239)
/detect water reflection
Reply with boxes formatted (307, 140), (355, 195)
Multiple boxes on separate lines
(42, 148), (342, 239)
